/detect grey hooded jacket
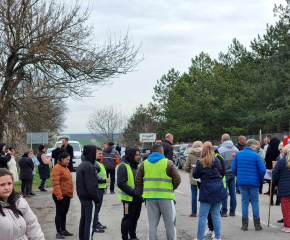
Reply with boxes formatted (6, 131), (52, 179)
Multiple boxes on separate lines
(218, 140), (239, 176)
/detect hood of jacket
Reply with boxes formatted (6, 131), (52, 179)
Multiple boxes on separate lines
(103, 146), (113, 153)
(83, 145), (97, 164)
(220, 140), (235, 149)
(147, 152), (165, 163)
(0, 191), (21, 208)
(0, 143), (6, 153)
(189, 147), (202, 156)
(269, 137), (280, 149)
(125, 147), (138, 164)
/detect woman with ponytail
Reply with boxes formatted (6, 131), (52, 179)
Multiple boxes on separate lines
(273, 144), (290, 233)
(51, 150), (74, 239)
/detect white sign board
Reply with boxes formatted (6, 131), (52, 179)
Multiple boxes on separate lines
(264, 169), (272, 180)
(139, 133), (156, 143)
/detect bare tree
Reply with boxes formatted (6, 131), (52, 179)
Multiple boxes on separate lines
(87, 107), (126, 143)
(122, 105), (157, 146)
(0, 0), (143, 140)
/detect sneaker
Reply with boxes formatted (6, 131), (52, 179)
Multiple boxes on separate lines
(40, 188), (47, 192)
(277, 219), (284, 223)
(61, 230), (73, 236)
(205, 228), (213, 236)
(56, 233), (65, 239)
(221, 213), (227, 217)
(212, 231), (215, 238)
(94, 228), (105, 233)
(110, 191), (115, 194)
(282, 227), (290, 233)
(229, 212), (235, 216)
(97, 222), (107, 229)
(189, 214), (197, 217)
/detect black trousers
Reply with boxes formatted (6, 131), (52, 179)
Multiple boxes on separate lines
(52, 195), (71, 233)
(208, 212), (213, 231)
(79, 200), (97, 240)
(21, 179), (32, 195)
(121, 202), (142, 240)
(106, 168), (116, 192)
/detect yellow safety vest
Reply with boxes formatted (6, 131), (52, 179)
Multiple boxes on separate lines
(142, 158), (175, 200)
(215, 153), (226, 188)
(96, 161), (107, 189)
(117, 162), (135, 201)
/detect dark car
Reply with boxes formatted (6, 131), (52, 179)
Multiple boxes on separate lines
(173, 145), (180, 164)
(175, 143), (192, 167)
(178, 148), (189, 169)
(140, 148), (151, 162)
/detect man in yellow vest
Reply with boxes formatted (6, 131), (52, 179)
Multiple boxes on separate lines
(117, 147), (143, 240)
(136, 144), (181, 240)
(94, 147), (110, 233)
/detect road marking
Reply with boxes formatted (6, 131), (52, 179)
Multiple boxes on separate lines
(175, 190), (185, 196)
(235, 211), (278, 228)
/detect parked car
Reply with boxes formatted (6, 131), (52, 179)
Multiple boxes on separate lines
(177, 148), (189, 169)
(175, 143), (192, 167)
(173, 145), (181, 164)
(140, 148), (151, 162)
(52, 141), (82, 170)
(46, 148), (54, 158)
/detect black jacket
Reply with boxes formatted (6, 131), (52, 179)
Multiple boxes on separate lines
(116, 146), (121, 155)
(161, 140), (173, 161)
(37, 151), (50, 180)
(117, 147), (143, 203)
(0, 143), (11, 169)
(62, 144), (74, 172)
(76, 145), (99, 204)
(265, 137), (280, 169)
(52, 148), (62, 167)
(272, 154), (290, 197)
(235, 143), (245, 151)
(19, 155), (34, 180)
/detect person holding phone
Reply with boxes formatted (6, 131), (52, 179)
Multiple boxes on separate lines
(0, 143), (11, 169)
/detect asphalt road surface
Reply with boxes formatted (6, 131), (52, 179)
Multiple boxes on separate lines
(27, 168), (288, 240)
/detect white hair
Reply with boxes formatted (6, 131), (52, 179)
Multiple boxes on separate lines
(246, 139), (257, 148)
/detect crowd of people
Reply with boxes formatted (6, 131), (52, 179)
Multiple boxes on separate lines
(0, 132), (290, 239)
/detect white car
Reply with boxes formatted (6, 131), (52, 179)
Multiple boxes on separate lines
(46, 148), (54, 158)
(52, 141), (82, 169)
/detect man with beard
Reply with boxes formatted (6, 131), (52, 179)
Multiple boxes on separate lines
(62, 138), (74, 172)
(117, 147), (143, 240)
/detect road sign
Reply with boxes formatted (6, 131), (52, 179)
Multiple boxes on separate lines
(283, 135), (290, 146)
(139, 133), (156, 143)
(27, 132), (49, 148)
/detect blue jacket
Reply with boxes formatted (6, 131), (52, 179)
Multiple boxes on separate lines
(231, 147), (266, 187)
(193, 157), (227, 203)
(272, 155), (290, 197)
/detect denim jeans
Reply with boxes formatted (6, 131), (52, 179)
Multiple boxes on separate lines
(40, 179), (46, 189)
(239, 186), (260, 218)
(197, 202), (222, 239)
(191, 185), (198, 214)
(235, 178), (240, 192)
(221, 175), (236, 214)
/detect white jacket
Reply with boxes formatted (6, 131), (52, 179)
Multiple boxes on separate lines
(8, 155), (19, 182)
(0, 197), (45, 240)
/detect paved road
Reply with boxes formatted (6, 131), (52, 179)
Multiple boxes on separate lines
(27, 169), (287, 240)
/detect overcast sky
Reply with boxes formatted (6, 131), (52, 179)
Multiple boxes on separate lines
(63, 0), (284, 133)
